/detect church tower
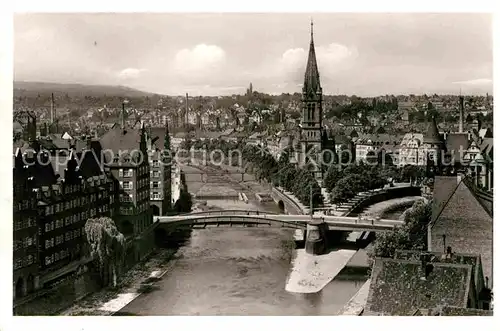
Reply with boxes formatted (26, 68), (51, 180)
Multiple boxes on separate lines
(300, 20), (324, 180)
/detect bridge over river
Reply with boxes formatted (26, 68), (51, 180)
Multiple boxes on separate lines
(154, 210), (403, 233)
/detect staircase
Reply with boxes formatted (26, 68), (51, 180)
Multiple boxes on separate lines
(334, 191), (373, 216)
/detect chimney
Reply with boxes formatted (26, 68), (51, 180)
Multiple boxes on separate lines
(442, 234), (446, 253)
(121, 101), (126, 132)
(420, 252), (433, 280)
(459, 96), (464, 133)
(446, 246), (452, 260)
(50, 93), (55, 124)
(185, 93), (189, 128)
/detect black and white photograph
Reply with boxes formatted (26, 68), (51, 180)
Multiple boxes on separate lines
(6, 8), (495, 320)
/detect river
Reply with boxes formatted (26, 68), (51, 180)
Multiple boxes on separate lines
(117, 166), (367, 315)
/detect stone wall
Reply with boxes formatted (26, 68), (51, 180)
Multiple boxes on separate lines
(14, 270), (100, 316)
(349, 186), (422, 216)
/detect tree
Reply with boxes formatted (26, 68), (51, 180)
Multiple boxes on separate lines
(369, 199), (431, 259)
(324, 165), (343, 192)
(84, 217), (126, 287)
(175, 189), (193, 213)
(330, 176), (357, 205)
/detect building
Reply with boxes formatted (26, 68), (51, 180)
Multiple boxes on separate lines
(296, 21), (335, 180)
(364, 249), (488, 315)
(354, 134), (400, 163)
(146, 126), (172, 216)
(13, 137), (116, 298)
(13, 147), (39, 300)
(427, 175), (493, 285)
(98, 118), (152, 238)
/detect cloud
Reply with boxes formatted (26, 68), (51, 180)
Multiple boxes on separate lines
(172, 44), (226, 76)
(452, 78), (492, 86)
(264, 42), (358, 91)
(118, 68), (147, 79)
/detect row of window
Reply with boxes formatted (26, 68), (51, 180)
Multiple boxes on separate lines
(151, 192), (163, 200)
(151, 181), (162, 189)
(120, 181), (134, 190)
(119, 206), (134, 215)
(13, 236), (35, 251)
(45, 249), (71, 266)
(43, 192), (108, 215)
(43, 204), (110, 233)
(45, 228), (83, 249)
(14, 198), (37, 212)
(14, 217), (36, 231)
(118, 169), (134, 178)
(14, 254), (34, 270)
(138, 202), (149, 213)
(138, 189), (148, 201)
(120, 194), (133, 203)
(119, 201), (149, 215)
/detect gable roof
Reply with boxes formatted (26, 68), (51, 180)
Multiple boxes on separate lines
(99, 126), (142, 157)
(365, 257), (472, 316)
(423, 117), (444, 145)
(445, 133), (469, 161)
(431, 176), (461, 223)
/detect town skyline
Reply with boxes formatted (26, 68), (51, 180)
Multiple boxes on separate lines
(14, 13), (493, 97)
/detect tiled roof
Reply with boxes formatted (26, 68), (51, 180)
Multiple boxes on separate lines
(429, 176), (493, 283)
(99, 126), (142, 160)
(414, 306), (492, 316)
(445, 133), (469, 161)
(334, 135), (352, 146)
(365, 258), (472, 316)
(394, 250), (484, 296)
(423, 117), (444, 145)
(435, 306), (492, 316)
(431, 176), (461, 223)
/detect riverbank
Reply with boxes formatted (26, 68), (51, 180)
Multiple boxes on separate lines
(62, 248), (177, 316)
(285, 248), (357, 294)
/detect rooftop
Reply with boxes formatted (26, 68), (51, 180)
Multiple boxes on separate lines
(365, 257), (472, 316)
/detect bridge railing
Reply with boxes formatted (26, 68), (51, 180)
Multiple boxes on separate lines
(186, 209), (280, 216)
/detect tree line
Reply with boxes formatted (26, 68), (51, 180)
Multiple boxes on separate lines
(185, 138), (324, 208)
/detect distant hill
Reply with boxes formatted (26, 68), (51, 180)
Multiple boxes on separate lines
(14, 81), (160, 98)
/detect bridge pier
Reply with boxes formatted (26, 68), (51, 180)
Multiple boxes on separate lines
(305, 220), (329, 255)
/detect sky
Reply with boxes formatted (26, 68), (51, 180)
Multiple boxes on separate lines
(13, 13), (493, 96)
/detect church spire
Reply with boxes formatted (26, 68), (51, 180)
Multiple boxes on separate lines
(303, 19), (321, 94)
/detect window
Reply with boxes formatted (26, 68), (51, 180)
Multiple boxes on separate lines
(65, 232), (70, 241)
(153, 160), (159, 167)
(119, 169), (123, 177)
(25, 236), (33, 247)
(45, 222), (51, 232)
(15, 258), (23, 269)
(153, 171), (160, 178)
(45, 256), (52, 265)
(152, 192), (159, 200)
(26, 255), (33, 265)
(152, 181), (159, 189)
(124, 169), (133, 178)
(54, 252), (60, 261)
(123, 181), (133, 190)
